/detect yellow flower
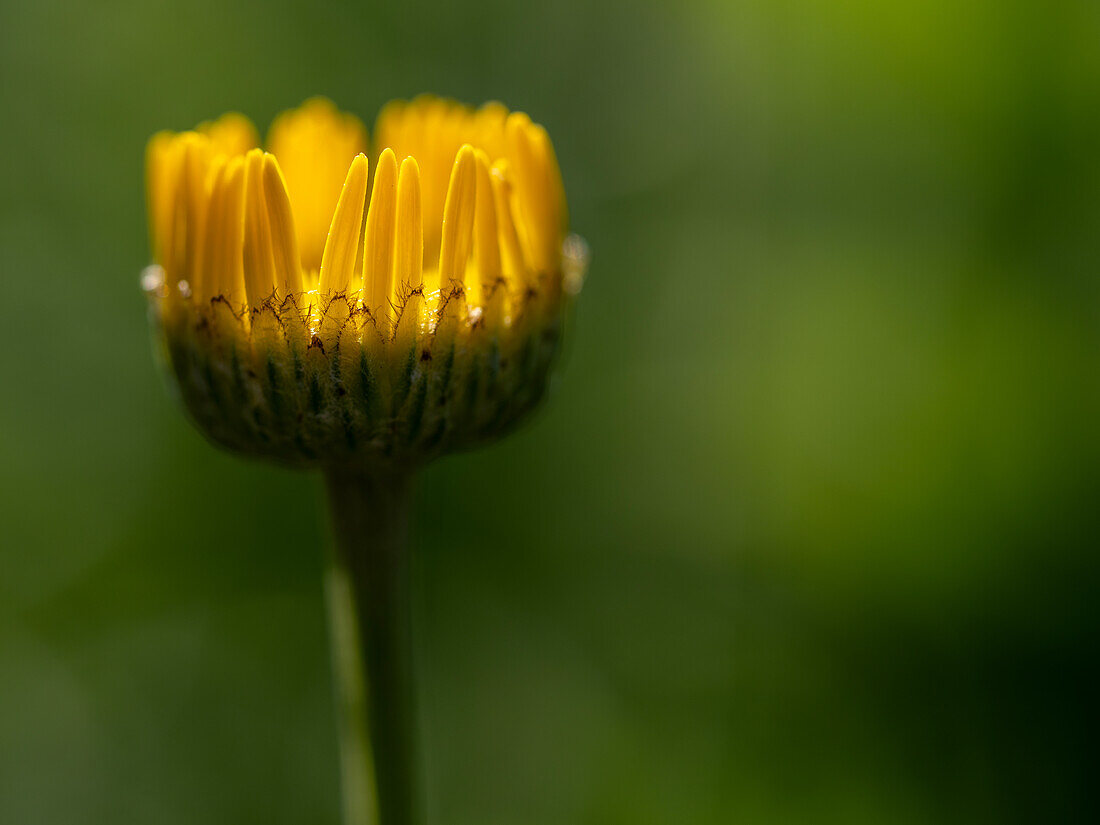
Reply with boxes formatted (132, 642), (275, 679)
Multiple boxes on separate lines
(143, 96), (586, 468)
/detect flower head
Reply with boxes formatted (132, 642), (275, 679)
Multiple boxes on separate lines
(144, 97), (586, 469)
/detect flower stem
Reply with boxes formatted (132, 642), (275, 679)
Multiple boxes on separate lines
(323, 466), (420, 825)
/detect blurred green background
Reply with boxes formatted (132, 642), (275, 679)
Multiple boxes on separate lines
(2, 0), (1099, 822)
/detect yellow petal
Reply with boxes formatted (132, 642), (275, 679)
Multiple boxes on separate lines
(267, 98), (367, 272)
(362, 148), (399, 321)
(198, 112), (259, 158)
(490, 160), (530, 288)
(242, 149), (276, 309)
(209, 157), (247, 305)
(394, 156), (423, 292)
(376, 96), (494, 265)
(472, 149), (501, 285)
(319, 154), (369, 296)
(505, 113), (561, 273)
(193, 155), (228, 301)
(437, 145), (477, 286)
(530, 123), (566, 247)
(472, 102), (508, 159)
(145, 131), (179, 264)
(372, 100), (407, 153)
(261, 154), (304, 297)
(168, 134), (212, 288)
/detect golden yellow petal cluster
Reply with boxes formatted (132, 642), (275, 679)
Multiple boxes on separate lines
(143, 97), (586, 468)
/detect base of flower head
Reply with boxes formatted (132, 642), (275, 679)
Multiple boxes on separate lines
(144, 237), (586, 469)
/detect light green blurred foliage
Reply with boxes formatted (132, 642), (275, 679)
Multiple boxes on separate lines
(1, 0), (1098, 823)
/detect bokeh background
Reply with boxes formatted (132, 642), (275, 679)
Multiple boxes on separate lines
(2, 0), (1099, 822)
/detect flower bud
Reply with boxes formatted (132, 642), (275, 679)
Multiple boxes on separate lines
(144, 98), (586, 469)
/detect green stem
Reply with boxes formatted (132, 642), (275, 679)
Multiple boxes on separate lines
(323, 466), (420, 825)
